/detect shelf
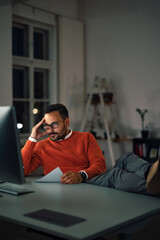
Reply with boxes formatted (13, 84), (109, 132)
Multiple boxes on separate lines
(133, 138), (160, 163)
(96, 137), (132, 142)
(86, 93), (115, 105)
(112, 137), (132, 142)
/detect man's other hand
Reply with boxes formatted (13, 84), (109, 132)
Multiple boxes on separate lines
(61, 171), (83, 184)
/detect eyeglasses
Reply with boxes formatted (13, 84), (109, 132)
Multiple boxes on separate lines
(43, 120), (63, 130)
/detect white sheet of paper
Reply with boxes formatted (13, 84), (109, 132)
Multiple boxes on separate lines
(34, 167), (63, 183)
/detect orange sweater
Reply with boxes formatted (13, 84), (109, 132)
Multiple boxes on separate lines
(21, 131), (106, 179)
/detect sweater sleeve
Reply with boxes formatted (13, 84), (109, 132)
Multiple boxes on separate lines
(21, 139), (42, 176)
(83, 133), (107, 179)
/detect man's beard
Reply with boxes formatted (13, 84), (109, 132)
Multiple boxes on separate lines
(49, 126), (68, 141)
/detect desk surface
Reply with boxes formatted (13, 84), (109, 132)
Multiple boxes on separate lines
(0, 177), (160, 240)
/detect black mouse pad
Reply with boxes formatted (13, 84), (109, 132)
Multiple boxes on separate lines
(24, 209), (86, 227)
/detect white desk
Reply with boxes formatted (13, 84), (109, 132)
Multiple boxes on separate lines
(0, 176), (160, 240)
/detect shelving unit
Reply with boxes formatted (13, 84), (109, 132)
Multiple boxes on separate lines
(133, 138), (160, 163)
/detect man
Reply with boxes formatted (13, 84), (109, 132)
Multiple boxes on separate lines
(22, 103), (106, 183)
(22, 103), (160, 195)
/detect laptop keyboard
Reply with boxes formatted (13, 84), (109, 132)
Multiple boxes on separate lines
(0, 184), (34, 196)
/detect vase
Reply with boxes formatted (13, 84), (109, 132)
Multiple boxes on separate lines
(141, 130), (149, 139)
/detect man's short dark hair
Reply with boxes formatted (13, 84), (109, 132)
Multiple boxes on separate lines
(44, 103), (69, 120)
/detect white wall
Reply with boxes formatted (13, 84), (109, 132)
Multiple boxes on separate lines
(59, 16), (84, 130)
(80, 0), (160, 139)
(28, 0), (78, 19)
(0, 3), (12, 106)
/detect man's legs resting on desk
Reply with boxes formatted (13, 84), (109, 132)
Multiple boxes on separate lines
(114, 152), (152, 179)
(86, 152), (160, 195)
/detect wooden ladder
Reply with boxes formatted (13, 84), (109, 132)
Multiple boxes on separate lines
(80, 77), (115, 167)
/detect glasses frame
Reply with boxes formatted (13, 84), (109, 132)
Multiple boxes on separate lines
(42, 120), (64, 130)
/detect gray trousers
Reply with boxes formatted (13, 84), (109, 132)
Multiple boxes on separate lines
(86, 152), (152, 195)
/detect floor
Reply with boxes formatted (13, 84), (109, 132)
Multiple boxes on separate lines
(0, 213), (160, 240)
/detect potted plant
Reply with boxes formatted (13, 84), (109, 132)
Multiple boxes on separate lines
(136, 108), (149, 138)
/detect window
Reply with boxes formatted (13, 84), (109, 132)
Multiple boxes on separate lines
(12, 22), (28, 57)
(34, 69), (49, 99)
(34, 28), (49, 60)
(13, 66), (29, 133)
(33, 68), (50, 125)
(12, 16), (56, 136)
(13, 67), (29, 98)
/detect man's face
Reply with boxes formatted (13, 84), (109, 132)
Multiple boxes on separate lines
(44, 111), (70, 141)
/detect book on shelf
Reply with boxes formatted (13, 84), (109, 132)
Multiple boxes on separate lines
(133, 138), (160, 162)
(135, 143), (147, 159)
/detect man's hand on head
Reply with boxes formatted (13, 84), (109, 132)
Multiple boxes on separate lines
(30, 118), (47, 141)
(61, 171), (83, 184)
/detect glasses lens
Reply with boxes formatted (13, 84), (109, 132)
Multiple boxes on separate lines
(42, 122), (59, 130)
(43, 124), (48, 130)
(52, 122), (58, 128)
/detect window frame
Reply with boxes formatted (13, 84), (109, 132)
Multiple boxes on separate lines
(12, 15), (58, 140)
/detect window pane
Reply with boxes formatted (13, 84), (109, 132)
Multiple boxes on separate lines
(13, 101), (30, 133)
(13, 67), (29, 98)
(12, 23), (28, 57)
(33, 102), (49, 125)
(34, 69), (49, 99)
(34, 28), (49, 59)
